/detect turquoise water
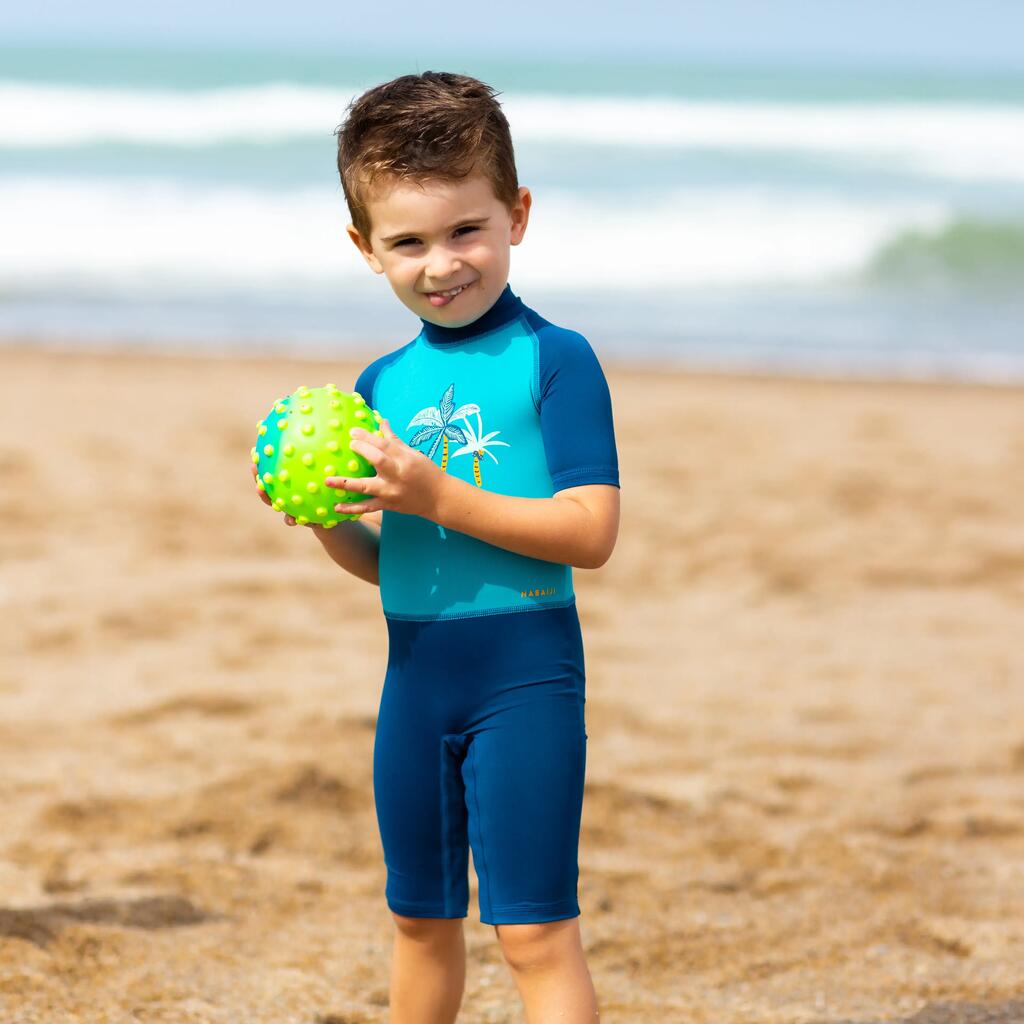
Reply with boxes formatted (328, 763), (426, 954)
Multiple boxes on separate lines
(7, 45), (1024, 101)
(2, 44), (1023, 380)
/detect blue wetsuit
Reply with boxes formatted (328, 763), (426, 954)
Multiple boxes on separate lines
(354, 283), (619, 925)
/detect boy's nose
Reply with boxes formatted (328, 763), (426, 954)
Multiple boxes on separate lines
(425, 251), (463, 281)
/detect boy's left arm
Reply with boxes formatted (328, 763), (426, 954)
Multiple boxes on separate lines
(329, 421), (620, 569)
(433, 476), (620, 570)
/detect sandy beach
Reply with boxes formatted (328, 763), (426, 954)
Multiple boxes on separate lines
(1, 343), (1023, 1023)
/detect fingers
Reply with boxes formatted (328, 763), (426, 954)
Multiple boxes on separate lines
(325, 472), (383, 516)
(336, 499), (383, 515)
(325, 475), (379, 495)
(328, 481), (381, 515)
(348, 437), (386, 468)
(349, 426), (386, 448)
(252, 462), (272, 505)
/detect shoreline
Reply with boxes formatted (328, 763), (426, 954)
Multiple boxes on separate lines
(5, 334), (1024, 395)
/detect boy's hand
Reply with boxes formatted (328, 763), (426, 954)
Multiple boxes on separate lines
(326, 419), (443, 519)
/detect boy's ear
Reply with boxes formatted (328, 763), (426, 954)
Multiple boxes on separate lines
(510, 186), (532, 246)
(346, 224), (384, 273)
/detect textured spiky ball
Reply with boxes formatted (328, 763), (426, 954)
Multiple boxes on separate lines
(250, 384), (382, 528)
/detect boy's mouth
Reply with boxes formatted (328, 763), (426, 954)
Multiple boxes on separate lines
(425, 280), (474, 307)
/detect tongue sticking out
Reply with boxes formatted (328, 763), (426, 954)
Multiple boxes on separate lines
(427, 282), (470, 307)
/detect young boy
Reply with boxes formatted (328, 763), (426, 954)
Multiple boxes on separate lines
(255, 71), (619, 1022)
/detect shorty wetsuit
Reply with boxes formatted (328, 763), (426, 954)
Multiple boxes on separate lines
(354, 283), (619, 925)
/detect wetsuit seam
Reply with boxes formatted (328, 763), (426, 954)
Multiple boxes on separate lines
(439, 739), (452, 916)
(374, 340), (416, 401)
(552, 463), (619, 477)
(530, 319), (541, 412)
(468, 740), (493, 921)
(517, 312), (542, 413)
(383, 596), (576, 622)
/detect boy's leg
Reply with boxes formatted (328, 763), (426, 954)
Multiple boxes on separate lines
(496, 918), (599, 1023)
(389, 913), (466, 1024)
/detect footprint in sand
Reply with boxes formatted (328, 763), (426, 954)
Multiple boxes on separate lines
(0, 895), (213, 948)
(109, 693), (257, 727)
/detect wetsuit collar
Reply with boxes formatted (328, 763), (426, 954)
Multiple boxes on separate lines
(419, 282), (524, 344)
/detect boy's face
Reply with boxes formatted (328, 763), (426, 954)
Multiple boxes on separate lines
(347, 171), (531, 328)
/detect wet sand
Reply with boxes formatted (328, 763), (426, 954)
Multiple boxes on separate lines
(1, 344), (1023, 1023)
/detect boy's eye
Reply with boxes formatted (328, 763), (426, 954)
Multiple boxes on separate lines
(395, 226), (477, 247)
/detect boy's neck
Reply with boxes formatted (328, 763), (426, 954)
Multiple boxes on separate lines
(419, 283), (524, 344)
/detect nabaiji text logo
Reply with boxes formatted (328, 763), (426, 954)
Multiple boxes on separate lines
(521, 586), (557, 598)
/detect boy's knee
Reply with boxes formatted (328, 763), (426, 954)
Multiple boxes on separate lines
(496, 920), (576, 971)
(391, 912), (464, 944)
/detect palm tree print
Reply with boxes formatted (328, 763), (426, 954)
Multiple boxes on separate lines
(451, 409), (510, 487)
(406, 383), (476, 473)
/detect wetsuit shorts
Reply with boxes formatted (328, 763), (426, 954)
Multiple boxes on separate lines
(375, 603), (587, 924)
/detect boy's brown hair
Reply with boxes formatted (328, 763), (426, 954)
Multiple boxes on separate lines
(335, 71), (520, 242)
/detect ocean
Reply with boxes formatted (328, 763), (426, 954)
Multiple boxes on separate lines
(2, 45), (1023, 381)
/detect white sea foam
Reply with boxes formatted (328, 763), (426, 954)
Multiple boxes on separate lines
(1, 82), (1023, 181)
(0, 177), (951, 296)
(508, 95), (1024, 182)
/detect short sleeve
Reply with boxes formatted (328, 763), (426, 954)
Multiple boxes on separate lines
(353, 362), (377, 405)
(352, 343), (413, 409)
(532, 319), (620, 491)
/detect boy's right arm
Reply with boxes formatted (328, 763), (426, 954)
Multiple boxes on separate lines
(251, 463), (381, 586)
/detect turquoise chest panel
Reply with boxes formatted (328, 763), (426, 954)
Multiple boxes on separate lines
(372, 321), (574, 621)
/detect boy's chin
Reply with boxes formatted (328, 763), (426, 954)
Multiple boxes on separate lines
(423, 312), (477, 328)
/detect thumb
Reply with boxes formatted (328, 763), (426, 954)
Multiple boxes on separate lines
(380, 417), (397, 440)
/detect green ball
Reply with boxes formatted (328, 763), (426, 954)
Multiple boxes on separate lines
(251, 383), (381, 527)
